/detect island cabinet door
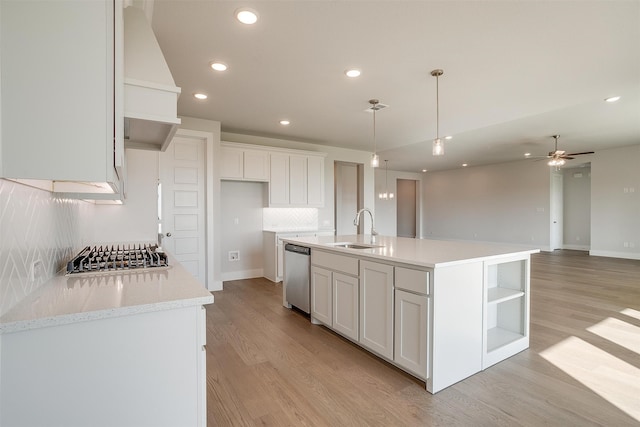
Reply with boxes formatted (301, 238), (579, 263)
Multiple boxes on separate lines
(311, 266), (332, 326)
(332, 273), (359, 341)
(359, 260), (394, 360)
(394, 290), (429, 379)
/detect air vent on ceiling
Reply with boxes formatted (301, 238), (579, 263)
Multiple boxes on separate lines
(364, 103), (389, 112)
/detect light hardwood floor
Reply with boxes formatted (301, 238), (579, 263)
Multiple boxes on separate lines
(205, 250), (640, 426)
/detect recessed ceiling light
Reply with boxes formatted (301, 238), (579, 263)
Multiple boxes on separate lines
(444, 136), (453, 140)
(193, 93), (208, 100)
(462, 163), (468, 167)
(345, 69), (361, 78)
(235, 8), (258, 25)
(524, 153), (531, 157)
(279, 120), (290, 125)
(422, 169), (427, 172)
(210, 62), (228, 72)
(605, 96), (620, 103)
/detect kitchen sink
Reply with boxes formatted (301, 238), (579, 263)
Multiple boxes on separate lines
(326, 242), (383, 249)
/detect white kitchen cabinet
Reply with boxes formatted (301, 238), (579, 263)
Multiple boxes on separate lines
(311, 266), (332, 326)
(289, 155), (308, 205)
(269, 152), (325, 207)
(307, 155), (325, 206)
(394, 290), (428, 379)
(359, 260), (394, 360)
(310, 250), (359, 340)
(394, 267), (429, 379)
(1, 305), (208, 427)
(0, 0), (123, 194)
(269, 153), (290, 204)
(332, 272), (359, 341)
(220, 143), (269, 181)
(482, 255), (530, 369)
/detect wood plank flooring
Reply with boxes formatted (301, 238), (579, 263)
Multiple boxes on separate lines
(205, 250), (640, 426)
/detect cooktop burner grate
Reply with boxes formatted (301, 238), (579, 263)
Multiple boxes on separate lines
(66, 243), (168, 274)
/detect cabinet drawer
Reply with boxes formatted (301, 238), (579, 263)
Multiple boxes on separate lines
(395, 267), (429, 295)
(312, 251), (358, 276)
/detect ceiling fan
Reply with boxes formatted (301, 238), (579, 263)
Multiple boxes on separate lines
(544, 135), (594, 166)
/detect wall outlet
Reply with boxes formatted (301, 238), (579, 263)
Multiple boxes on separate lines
(228, 251), (240, 261)
(623, 242), (629, 248)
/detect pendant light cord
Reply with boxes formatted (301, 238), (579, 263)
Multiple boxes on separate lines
(373, 102), (377, 153)
(435, 74), (439, 139)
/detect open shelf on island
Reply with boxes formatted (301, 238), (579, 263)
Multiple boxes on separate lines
(487, 287), (524, 304)
(487, 326), (524, 352)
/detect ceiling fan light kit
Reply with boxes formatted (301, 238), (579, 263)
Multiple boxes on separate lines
(431, 69), (445, 156)
(546, 135), (594, 167)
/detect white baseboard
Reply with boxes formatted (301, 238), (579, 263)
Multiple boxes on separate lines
(220, 268), (265, 282)
(563, 244), (590, 251)
(589, 250), (640, 261)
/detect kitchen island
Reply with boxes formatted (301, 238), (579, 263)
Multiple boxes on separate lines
(281, 234), (539, 394)
(0, 255), (213, 427)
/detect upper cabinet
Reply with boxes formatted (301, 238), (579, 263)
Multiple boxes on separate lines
(269, 152), (325, 208)
(0, 0), (124, 195)
(220, 143), (270, 181)
(220, 142), (326, 207)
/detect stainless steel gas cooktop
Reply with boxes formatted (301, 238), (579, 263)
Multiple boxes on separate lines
(66, 244), (168, 274)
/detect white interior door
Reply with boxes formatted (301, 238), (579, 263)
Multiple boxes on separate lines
(159, 136), (206, 284)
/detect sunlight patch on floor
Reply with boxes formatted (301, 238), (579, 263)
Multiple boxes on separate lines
(621, 308), (640, 321)
(587, 317), (640, 355)
(540, 336), (640, 421)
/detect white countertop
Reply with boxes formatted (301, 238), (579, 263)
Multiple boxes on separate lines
(263, 228), (334, 234)
(281, 235), (540, 268)
(0, 255), (213, 334)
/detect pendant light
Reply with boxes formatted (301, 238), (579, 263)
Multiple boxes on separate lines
(431, 69), (444, 156)
(369, 99), (380, 168)
(378, 160), (395, 200)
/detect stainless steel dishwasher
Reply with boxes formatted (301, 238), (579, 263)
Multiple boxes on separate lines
(284, 243), (311, 314)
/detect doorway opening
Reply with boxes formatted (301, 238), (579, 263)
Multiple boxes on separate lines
(397, 179), (418, 238)
(335, 161), (364, 235)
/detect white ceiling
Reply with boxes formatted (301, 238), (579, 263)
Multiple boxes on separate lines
(150, 1), (640, 172)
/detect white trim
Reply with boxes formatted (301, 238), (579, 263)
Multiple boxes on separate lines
(221, 141), (327, 157)
(220, 269), (265, 282)
(589, 250), (640, 260)
(173, 129), (217, 291)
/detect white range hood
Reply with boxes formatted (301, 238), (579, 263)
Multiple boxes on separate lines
(123, 6), (181, 151)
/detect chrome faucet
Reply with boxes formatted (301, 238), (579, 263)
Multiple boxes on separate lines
(353, 208), (378, 238)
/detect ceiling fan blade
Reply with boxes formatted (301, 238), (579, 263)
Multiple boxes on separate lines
(561, 156), (575, 160)
(565, 151), (595, 156)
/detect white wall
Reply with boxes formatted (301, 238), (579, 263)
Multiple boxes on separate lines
(374, 168), (423, 236)
(421, 160), (551, 248)
(563, 166), (591, 250)
(220, 181), (266, 280)
(591, 144), (640, 259)
(89, 149), (158, 244)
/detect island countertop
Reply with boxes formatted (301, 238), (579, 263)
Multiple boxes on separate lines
(281, 234), (540, 268)
(0, 254), (213, 334)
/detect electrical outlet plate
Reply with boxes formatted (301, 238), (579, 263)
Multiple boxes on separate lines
(229, 251), (240, 261)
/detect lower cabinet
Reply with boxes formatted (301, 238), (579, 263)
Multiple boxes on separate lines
(0, 305), (208, 426)
(332, 273), (359, 340)
(311, 265), (359, 341)
(359, 260), (394, 360)
(394, 289), (429, 379)
(311, 266), (332, 326)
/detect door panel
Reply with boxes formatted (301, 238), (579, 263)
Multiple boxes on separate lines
(160, 137), (206, 284)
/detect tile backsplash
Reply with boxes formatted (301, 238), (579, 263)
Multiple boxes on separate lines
(262, 208), (319, 231)
(0, 179), (89, 316)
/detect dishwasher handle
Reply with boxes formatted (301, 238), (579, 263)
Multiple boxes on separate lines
(284, 243), (311, 256)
